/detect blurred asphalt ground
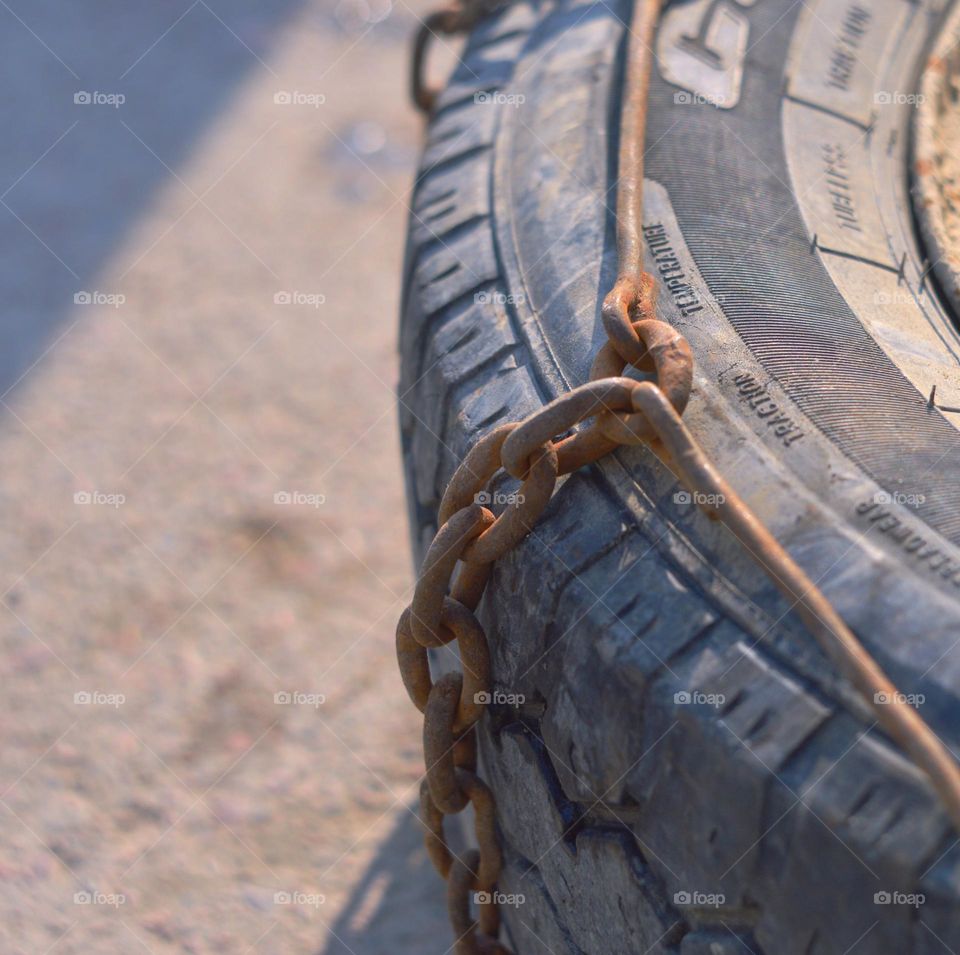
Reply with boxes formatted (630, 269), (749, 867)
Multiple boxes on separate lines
(0, 1), (457, 951)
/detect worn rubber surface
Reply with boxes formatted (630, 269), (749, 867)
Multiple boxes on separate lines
(399, 0), (960, 951)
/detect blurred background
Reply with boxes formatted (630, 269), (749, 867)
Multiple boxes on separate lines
(0, 1), (456, 951)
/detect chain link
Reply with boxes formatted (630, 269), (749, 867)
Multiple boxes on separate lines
(411, 0), (510, 113)
(401, 0), (960, 950)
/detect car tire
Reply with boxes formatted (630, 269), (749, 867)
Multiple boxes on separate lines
(399, 1), (960, 951)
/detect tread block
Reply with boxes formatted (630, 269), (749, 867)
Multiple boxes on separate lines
(413, 226), (499, 320)
(755, 715), (952, 955)
(448, 356), (537, 453)
(421, 103), (498, 175)
(484, 723), (580, 866)
(468, 1), (541, 49)
(432, 27), (529, 115)
(498, 858), (588, 955)
(917, 843), (960, 955)
(623, 636), (824, 908)
(479, 476), (627, 707)
(562, 829), (683, 955)
(696, 642), (830, 772)
(483, 725), (682, 955)
(780, 717), (949, 870)
(411, 156), (490, 250)
(538, 535), (721, 802)
(430, 294), (520, 380)
(409, 389), (445, 513)
(405, 294), (524, 516)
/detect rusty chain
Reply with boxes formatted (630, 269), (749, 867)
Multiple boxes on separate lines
(400, 0), (960, 951)
(411, 0), (508, 112)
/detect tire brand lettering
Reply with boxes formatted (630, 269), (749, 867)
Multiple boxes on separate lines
(826, 5), (872, 92)
(821, 143), (863, 234)
(856, 500), (960, 586)
(643, 222), (705, 317)
(731, 373), (805, 445)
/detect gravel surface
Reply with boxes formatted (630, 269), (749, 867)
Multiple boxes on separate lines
(0, 2), (452, 951)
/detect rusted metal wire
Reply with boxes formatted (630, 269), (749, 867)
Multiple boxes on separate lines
(399, 0), (960, 950)
(602, 0), (664, 368)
